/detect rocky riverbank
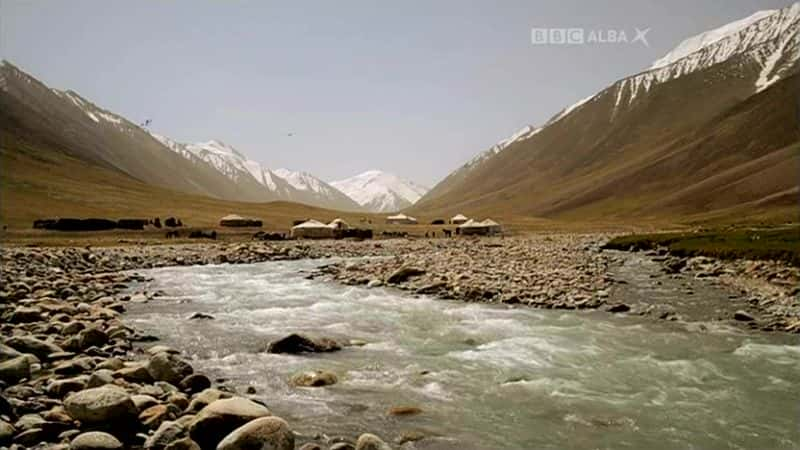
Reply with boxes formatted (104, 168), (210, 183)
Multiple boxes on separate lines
(307, 236), (800, 333)
(1, 236), (797, 448)
(0, 244), (395, 450)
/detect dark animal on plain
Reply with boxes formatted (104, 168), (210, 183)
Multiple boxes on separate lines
(153, 217), (162, 228)
(443, 229), (452, 238)
(165, 230), (180, 239)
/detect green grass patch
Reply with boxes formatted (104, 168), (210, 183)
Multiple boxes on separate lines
(603, 226), (800, 266)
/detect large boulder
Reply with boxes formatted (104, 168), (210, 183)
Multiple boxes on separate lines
(265, 334), (340, 354)
(5, 336), (63, 359)
(148, 352), (193, 384)
(70, 431), (124, 449)
(216, 416), (294, 450)
(64, 386), (137, 425)
(188, 397), (271, 450)
(355, 433), (392, 450)
(0, 355), (31, 384)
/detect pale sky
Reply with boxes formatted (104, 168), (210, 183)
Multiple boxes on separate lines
(1, 0), (792, 186)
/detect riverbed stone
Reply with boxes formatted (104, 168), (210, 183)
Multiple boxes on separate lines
(0, 420), (14, 446)
(47, 375), (89, 397)
(216, 416), (294, 450)
(290, 370), (338, 387)
(188, 397), (271, 449)
(165, 437), (201, 450)
(144, 420), (185, 450)
(5, 335), (63, 359)
(734, 310), (755, 322)
(265, 334), (341, 354)
(77, 327), (109, 350)
(0, 355), (31, 383)
(70, 431), (123, 449)
(148, 352), (193, 385)
(355, 433), (392, 450)
(179, 373), (211, 395)
(386, 267), (425, 284)
(64, 386), (137, 425)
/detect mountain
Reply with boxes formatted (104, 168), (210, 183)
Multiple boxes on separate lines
(331, 170), (428, 213)
(0, 60), (367, 212)
(414, 4), (800, 222)
(273, 168), (363, 212)
(152, 134), (363, 211)
(0, 60), (271, 203)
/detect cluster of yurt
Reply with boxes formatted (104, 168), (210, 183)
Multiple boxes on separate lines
(219, 214), (263, 227)
(291, 218), (351, 239)
(458, 218), (502, 236)
(450, 213), (469, 225)
(385, 213), (418, 225)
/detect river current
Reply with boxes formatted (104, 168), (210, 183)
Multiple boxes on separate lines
(126, 258), (800, 449)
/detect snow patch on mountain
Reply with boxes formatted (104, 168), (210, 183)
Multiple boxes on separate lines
(331, 170), (428, 213)
(151, 134), (361, 210)
(650, 9), (777, 69)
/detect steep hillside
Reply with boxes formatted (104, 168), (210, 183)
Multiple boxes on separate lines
(414, 4), (800, 222)
(0, 61), (269, 202)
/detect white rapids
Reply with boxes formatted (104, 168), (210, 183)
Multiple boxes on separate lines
(126, 259), (800, 449)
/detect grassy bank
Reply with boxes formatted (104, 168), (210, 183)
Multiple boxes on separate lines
(602, 226), (800, 266)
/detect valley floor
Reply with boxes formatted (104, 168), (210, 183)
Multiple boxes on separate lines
(1, 234), (798, 448)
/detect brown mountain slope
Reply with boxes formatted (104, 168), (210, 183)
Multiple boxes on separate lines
(411, 56), (799, 223)
(0, 61), (275, 202)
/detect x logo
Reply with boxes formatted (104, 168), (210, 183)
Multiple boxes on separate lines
(633, 27), (651, 47)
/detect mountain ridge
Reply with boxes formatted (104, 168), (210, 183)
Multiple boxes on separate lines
(331, 170), (428, 213)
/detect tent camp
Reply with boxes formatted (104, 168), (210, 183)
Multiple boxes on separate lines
(480, 219), (502, 235)
(291, 219), (334, 239)
(450, 214), (469, 225)
(386, 213), (418, 225)
(328, 218), (350, 230)
(219, 214), (263, 227)
(458, 218), (502, 236)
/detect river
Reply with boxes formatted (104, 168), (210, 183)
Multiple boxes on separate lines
(126, 258), (800, 449)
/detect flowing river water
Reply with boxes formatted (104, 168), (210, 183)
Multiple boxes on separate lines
(126, 258), (800, 449)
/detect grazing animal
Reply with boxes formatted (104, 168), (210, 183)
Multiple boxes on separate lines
(443, 229), (452, 238)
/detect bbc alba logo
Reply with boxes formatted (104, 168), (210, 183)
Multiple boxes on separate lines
(531, 27), (650, 46)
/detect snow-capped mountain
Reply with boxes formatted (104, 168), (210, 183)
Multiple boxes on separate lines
(274, 168), (363, 211)
(331, 170), (428, 213)
(419, 3), (800, 207)
(152, 134), (362, 210)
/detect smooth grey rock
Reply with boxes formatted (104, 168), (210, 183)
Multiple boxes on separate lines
(216, 416), (294, 450)
(0, 355), (31, 383)
(148, 352), (193, 385)
(188, 397), (271, 449)
(70, 431), (123, 449)
(64, 386), (137, 425)
(355, 433), (392, 450)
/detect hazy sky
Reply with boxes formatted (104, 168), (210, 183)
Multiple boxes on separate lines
(1, 0), (792, 186)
